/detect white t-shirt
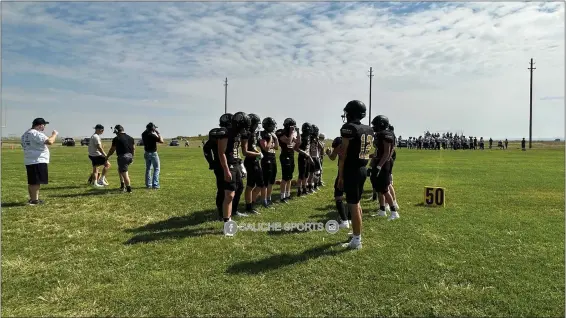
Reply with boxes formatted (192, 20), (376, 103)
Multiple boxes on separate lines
(88, 134), (103, 156)
(21, 129), (50, 165)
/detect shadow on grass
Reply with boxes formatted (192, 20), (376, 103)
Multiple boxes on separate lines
(414, 203), (425, 207)
(125, 227), (218, 244)
(125, 209), (219, 233)
(42, 185), (84, 191)
(226, 243), (348, 275)
(1, 202), (28, 207)
(50, 189), (123, 198)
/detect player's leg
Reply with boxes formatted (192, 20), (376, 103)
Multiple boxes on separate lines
(232, 164), (246, 217)
(334, 176), (349, 229)
(297, 155), (306, 197)
(280, 155), (290, 202)
(342, 167), (366, 249)
(267, 159), (277, 205)
(244, 162), (257, 214)
(100, 159), (110, 185)
(214, 168), (224, 220)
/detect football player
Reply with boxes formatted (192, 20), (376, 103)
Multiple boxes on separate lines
(241, 114), (264, 215)
(318, 133), (326, 187)
(337, 100), (374, 249)
(211, 112), (251, 234)
(259, 117), (279, 207)
(325, 136), (351, 230)
(204, 113), (233, 220)
(277, 118), (300, 203)
(297, 122), (314, 197)
(369, 115), (399, 220)
(309, 125), (322, 192)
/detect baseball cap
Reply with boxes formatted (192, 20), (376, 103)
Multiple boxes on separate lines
(94, 124), (104, 130)
(146, 122), (158, 129)
(32, 118), (49, 126)
(113, 125), (124, 133)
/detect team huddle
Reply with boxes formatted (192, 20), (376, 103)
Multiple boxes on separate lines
(203, 100), (400, 249)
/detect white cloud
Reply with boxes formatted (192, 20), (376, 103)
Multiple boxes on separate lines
(1, 1), (564, 139)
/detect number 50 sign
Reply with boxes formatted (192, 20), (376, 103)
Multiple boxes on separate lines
(424, 186), (445, 207)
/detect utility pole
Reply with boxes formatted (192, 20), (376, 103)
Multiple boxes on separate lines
(528, 58), (536, 149)
(367, 67), (374, 125)
(223, 78), (228, 114)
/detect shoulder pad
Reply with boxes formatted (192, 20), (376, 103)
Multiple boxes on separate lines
(331, 137), (342, 148)
(210, 127), (228, 139)
(340, 123), (356, 139)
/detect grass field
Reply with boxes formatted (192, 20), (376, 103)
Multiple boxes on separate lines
(1, 142), (564, 317)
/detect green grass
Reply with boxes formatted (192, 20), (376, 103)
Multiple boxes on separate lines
(1, 142), (564, 317)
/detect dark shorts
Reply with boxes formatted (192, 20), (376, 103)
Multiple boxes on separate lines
(214, 163), (244, 192)
(117, 153), (133, 172)
(261, 156), (277, 186)
(370, 161), (392, 193)
(89, 155), (106, 167)
(244, 160), (265, 188)
(279, 153), (295, 181)
(298, 154), (310, 179)
(26, 163), (49, 185)
(334, 176), (344, 198)
(343, 166), (367, 204)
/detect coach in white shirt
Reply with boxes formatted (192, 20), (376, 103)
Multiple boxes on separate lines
(20, 118), (58, 205)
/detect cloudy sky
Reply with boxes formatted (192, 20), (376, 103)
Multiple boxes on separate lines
(2, 1), (564, 139)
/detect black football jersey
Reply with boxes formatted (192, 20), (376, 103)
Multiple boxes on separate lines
(278, 128), (296, 155)
(260, 130), (277, 158)
(242, 130), (259, 164)
(298, 134), (310, 155)
(340, 121), (374, 168)
(210, 127), (241, 165)
(374, 129), (395, 160)
(309, 136), (320, 157)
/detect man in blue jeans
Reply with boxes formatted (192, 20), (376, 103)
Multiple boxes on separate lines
(141, 122), (164, 189)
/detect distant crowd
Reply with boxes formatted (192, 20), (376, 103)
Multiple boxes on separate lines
(399, 131), (525, 150)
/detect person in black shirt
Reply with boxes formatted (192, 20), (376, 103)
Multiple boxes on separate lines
(277, 118), (301, 203)
(338, 100), (374, 249)
(297, 122), (314, 197)
(141, 122), (164, 189)
(211, 112), (251, 232)
(521, 138), (526, 150)
(326, 136), (352, 231)
(205, 113), (233, 220)
(369, 117), (398, 220)
(241, 114), (263, 215)
(106, 125), (135, 192)
(259, 117), (279, 207)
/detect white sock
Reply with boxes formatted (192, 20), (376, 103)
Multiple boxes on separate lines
(286, 191), (290, 197)
(393, 200), (398, 208)
(281, 193), (286, 200)
(352, 234), (361, 241)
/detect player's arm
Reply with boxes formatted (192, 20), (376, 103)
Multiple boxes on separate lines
(131, 141), (135, 157)
(96, 139), (107, 157)
(377, 140), (392, 168)
(217, 138), (231, 179)
(272, 133), (279, 150)
(338, 138), (349, 181)
(106, 138), (117, 159)
(328, 144), (341, 161)
(241, 135), (260, 157)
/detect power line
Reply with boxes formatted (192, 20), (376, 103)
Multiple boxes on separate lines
(223, 77), (228, 114)
(367, 67), (374, 125)
(528, 58), (536, 149)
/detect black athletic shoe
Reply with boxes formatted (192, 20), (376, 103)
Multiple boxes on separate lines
(28, 199), (44, 205)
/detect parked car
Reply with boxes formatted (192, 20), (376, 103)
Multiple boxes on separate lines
(169, 139), (179, 146)
(81, 138), (90, 146)
(62, 137), (76, 147)
(398, 139), (407, 148)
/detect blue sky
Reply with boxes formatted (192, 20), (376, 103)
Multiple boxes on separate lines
(2, 1), (564, 139)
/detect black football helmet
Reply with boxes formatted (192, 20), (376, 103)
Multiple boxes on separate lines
(311, 124), (319, 137)
(371, 115), (389, 132)
(219, 113), (233, 128)
(283, 118), (296, 128)
(232, 112), (251, 133)
(262, 117), (277, 133)
(248, 113), (261, 132)
(389, 125), (395, 132)
(342, 100), (367, 123)
(301, 122), (312, 136)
